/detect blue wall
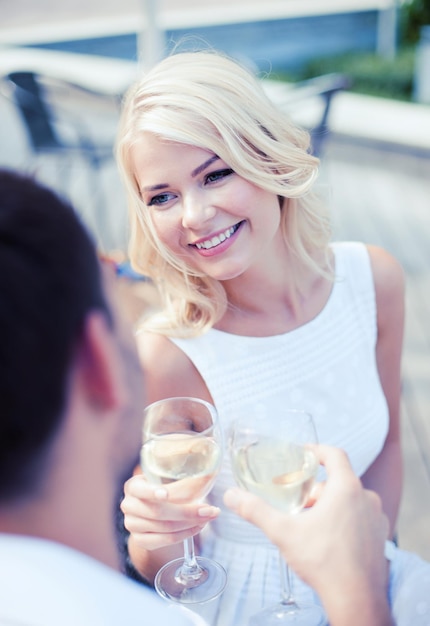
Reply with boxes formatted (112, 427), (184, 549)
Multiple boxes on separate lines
(28, 11), (379, 72)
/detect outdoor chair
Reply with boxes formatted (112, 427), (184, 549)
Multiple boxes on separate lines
(0, 71), (119, 244)
(264, 72), (351, 157)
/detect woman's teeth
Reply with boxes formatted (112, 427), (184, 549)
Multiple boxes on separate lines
(195, 224), (239, 250)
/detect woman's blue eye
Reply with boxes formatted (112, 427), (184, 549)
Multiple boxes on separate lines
(148, 193), (174, 206)
(205, 169), (234, 184)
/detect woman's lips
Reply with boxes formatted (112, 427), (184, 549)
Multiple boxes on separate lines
(190, 222), (243, 251)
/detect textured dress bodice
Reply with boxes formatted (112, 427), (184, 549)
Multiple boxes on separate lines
(172, 241), (389, 479)
(166, 241), (426, 626)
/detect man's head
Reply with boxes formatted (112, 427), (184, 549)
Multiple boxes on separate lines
(0, 169), (143, 510)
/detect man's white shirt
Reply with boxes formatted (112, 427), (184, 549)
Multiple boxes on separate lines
(0, 534), (206, 626)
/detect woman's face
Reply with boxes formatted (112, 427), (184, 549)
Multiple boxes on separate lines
(132, 133), (283, 282)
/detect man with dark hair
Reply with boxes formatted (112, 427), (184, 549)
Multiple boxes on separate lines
(0, 169), (200, 625)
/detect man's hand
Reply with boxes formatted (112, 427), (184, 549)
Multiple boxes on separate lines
(224, 444), (392, 626)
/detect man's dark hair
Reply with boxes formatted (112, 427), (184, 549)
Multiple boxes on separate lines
(0, 169), (111, 501)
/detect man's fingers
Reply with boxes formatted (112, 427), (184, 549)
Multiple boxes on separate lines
(224, 488), (295, 554)
(224, 488), (263, 520)
(314, 444), (354, 476)
(223, 488), (284, 531)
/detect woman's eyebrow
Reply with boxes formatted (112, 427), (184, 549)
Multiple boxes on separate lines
(141, 183), (169, 192)
(191, 155), (219, 178)
(140, 155), (220, 192)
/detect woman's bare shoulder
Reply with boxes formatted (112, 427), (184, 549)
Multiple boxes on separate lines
(366, 244), (405, 328)
(135, 330), (212, 403)
(366, 245), (405, 301)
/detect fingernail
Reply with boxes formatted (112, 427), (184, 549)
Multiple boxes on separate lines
(198, 505), (220, 518)
(154, 487), (168, 500)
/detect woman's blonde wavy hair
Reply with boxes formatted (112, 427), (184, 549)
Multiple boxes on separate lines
(116, 49), (332, 337)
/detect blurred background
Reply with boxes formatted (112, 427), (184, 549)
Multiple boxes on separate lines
(1, 0), (429, 248)
(1, 0), (430, 561)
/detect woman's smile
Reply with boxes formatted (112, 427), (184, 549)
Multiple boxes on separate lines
(190, 221), (244, 254)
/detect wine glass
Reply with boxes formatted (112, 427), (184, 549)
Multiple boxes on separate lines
(229, 409), (326, 625)
(141, 396), (227, 604)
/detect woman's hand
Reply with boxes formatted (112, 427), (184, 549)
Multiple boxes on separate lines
(122, 471), (220, 551)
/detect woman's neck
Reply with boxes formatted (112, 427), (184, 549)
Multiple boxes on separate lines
(216, 247), (333, 337)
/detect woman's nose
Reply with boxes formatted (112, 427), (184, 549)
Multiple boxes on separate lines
(181, 193), (216, 229)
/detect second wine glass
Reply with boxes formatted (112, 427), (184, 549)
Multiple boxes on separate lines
(230, 409), (326, 625)
(141, 396), (227, 604)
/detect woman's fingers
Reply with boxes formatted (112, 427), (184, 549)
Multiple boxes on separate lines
(130, 524), (208, 551)
(123, 472), (219, 508)
(124, 510), (210, 534)
(121, 471), (220, 552)
(122, 490), (219, 522)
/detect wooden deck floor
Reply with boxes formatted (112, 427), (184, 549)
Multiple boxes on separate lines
(321, 138), (430, 561)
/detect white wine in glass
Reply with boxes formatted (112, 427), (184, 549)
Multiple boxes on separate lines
(232, 440), (318, 513)
(230, 410), (327, 625)
(142, 434), (221, 493)
(141, 396), (227, 604)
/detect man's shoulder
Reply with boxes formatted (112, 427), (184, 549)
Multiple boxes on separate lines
(0, 535), (198, 625)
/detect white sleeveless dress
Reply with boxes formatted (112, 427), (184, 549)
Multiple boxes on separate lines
(169, 241), (430, 625)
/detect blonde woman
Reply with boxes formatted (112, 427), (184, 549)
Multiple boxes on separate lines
(117, 50), (406, 624)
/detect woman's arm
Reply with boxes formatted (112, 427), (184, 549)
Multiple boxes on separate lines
(122, 331), (216, 584)
(361, 245), (405, 537)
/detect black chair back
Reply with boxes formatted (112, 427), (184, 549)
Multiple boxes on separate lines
(7, 71), (61, 152)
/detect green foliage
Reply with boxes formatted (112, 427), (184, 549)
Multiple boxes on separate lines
(401, 0), (430, 43)
(272, 4), (430, 103)
(277, 47), (416, 102)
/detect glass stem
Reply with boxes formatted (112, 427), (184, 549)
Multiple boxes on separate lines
(180, 537), (203, 581)
(279, 551), (296, 606)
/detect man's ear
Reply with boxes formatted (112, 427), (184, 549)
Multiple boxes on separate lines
(75, 312), (123, 413)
